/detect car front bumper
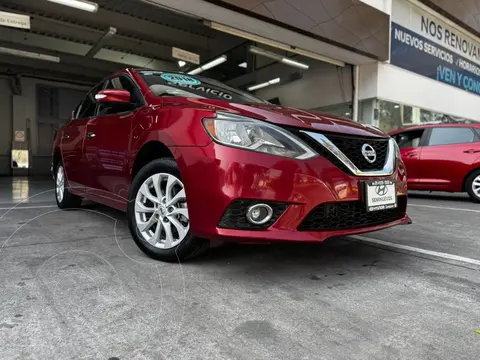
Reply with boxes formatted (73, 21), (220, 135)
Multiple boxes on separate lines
(174, 142), (411, 243)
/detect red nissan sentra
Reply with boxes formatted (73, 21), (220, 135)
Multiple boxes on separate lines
(52, 68), (411, 262)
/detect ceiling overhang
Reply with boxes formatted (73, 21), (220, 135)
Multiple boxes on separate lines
(141, 0), (387, 64)
(208, 0), (391, 60)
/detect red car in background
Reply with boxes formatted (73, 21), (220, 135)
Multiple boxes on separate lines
(53, 68), (410, 262)
(390, 124), (480, 202)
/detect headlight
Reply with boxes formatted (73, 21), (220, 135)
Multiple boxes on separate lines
(203, 112), (317, 159)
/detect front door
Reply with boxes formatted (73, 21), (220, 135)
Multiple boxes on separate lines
(60, 86), (100, 193)
(83, 74), (146, 209)
(417, 127), (480, 191)
(393, 128), (428, 187)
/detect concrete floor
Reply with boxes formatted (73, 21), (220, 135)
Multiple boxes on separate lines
(0, 178), (479, 360)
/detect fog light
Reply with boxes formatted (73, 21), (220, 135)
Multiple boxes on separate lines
(246, 203), (273, 225)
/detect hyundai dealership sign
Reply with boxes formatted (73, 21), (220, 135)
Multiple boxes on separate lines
(390, 0), (480, 96)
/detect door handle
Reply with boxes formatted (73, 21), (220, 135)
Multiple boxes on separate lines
(404, 152), (417, 158)
(62, 135), (70, 140)
(86, 132), (96, 139)
(463, 149), (480, 154)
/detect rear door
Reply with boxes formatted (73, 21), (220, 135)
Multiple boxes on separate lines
(83, 74), (145, 208)
(392, 128), (428, 186)
(417, 127), (480, 191)
(60, 86), (99, 192)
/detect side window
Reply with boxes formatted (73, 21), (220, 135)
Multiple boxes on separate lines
(77, 93), (97, 119)
(77, 84), (102, 119)
(474, 127), (480, 139)
(427, 127), (475, 146)
(119, 77), (143, 105)
(395, 129), (425, 148)
(97, 75), (143, 116)
(71, 101), (82, 120)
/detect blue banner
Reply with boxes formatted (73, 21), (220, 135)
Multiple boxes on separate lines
(391, 22), (480, 96)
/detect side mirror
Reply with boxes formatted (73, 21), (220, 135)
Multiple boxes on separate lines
(95, 89), (131, 104)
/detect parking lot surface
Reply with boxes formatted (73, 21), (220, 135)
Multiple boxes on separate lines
(1, 179), (479, 360)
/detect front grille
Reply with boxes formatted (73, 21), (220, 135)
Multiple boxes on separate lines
(298, 196), (407, 231)
(324, 134), (389, 171)
(218, 199), (288, 230)
(292, 129), (391, 175)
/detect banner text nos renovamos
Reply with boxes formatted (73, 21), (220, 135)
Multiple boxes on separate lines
(390, 0), (480, 96)
(420, 16), (480, 63)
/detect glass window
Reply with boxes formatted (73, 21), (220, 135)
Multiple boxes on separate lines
(138, 71), (268, 104)
(104, 76), (143, 105)
(377, 100), (403, 132)
(363, 99), (480, 133)
(77, 93), (97, 119)
(97, 76), (144, 116)
(71, 102), (82, 120)
(77, 85), (101, 119)
(428, 127), (475, 146)
(394, 129), (425, 148)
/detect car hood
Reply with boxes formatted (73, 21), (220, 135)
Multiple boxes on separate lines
(162, 98), (388, 138)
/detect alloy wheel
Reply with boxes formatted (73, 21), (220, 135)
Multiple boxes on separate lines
(56, 166), (65, 203)
(473, 174), (480, 198)
(134, 173), (190, 249)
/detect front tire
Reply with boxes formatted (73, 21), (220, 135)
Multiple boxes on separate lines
(127, 158), (209, 262)
(55, 162), (83, 209)
(466, 169), (480, 203)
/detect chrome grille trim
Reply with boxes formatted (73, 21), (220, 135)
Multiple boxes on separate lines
(301, 131), (396, 177)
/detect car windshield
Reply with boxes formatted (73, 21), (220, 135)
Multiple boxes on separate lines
(137, 70), (268, 104)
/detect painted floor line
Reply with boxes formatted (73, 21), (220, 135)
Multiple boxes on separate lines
(0, 205), (57, 210)
(351, 235), (480, 266)
(408, 203), (480, 213)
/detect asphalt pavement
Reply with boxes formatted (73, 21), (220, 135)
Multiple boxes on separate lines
(0, 179), (479, 360)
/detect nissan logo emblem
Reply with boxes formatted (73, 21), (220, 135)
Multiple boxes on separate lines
(361, 144), (377, 163)
(375, 185), (388, 196)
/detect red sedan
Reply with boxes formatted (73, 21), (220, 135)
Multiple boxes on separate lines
(390, 124), (480, 202)
(53, 68), (410, 262)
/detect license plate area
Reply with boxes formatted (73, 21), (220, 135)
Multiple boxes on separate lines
(363, 180), (397, 212)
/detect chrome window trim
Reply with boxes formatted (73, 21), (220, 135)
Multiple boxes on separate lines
(301, 131), (396, 177)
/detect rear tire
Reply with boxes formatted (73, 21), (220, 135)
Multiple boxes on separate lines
(466, 169), (480, 203)
(127, 158), (209, 262)
(55, 162), (83, 209)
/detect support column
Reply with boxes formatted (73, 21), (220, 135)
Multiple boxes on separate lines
(352, 65), (360, 122)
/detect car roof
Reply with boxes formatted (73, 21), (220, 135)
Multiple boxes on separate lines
(390, 123), (480, 134)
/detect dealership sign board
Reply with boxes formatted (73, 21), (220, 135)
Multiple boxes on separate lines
(0, 11), (30, 29)
(390, 0), (480, 97)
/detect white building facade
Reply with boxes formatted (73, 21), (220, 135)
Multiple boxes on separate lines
(358, 0), (480, 132)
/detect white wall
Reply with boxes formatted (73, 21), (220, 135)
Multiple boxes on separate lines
(358, 62), (379, 101)
(0, 79), (13, 175)
(16, 78), (88, 153)
(255, 62), (353, 110)
(360, 62), (480, 121)
(0, 77), (90, 176)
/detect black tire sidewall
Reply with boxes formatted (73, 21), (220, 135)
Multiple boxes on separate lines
(127, 158), (207, 262)
(466, 169), (480, 203)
